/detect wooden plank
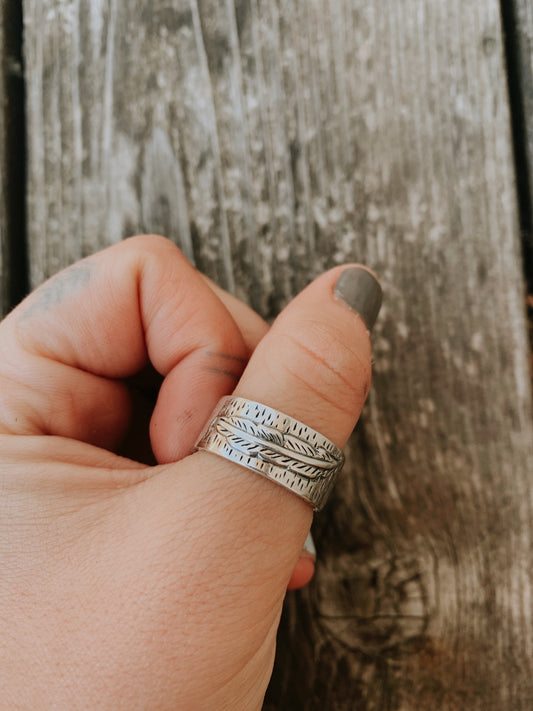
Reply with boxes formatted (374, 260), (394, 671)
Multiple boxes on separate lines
(22, 0), (533, 708)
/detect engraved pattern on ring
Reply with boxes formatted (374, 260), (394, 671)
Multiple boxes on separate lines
(196, 397), (345, 511)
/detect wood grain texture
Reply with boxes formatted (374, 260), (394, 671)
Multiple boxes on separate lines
(22, 1), (533, 708)
(0, 7), (8, 316)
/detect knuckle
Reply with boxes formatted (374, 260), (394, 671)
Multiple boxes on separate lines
(123, 234), (185, 268)
(126, 233), (178, 253)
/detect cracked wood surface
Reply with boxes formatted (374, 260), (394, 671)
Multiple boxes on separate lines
(22, 1), (533, 708)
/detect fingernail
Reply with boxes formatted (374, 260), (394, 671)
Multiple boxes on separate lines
(302, 532), (316, 560)
(334, 267), (383, 331)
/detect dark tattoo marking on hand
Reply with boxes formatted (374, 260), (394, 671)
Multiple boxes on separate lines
(206, 350), (248, 365)
(206, 367), (242, 379)
(206, 351), (248, 381)
(20, 261), (94, 321)
(205, 351), (248, 380)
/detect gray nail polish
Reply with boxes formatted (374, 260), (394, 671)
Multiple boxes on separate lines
(334, 267), (383, 331)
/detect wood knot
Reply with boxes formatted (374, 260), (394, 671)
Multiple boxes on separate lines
(314, 548), (430, 655)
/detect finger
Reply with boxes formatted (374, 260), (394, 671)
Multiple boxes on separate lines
(287, 533), (316, 590)
(200, 273), (270, 353)
(150, 265), (381, 597)
(118, 275), (269, 463)
(0, 235), (267, 458)
(121, 280), (269, 464)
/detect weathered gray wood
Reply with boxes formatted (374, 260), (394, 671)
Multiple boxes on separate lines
(23, 1), (533, 708)
(0, 8), (8, 316)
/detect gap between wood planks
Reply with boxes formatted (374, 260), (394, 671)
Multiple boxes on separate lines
(2, 0), (28, 311)
(500, 0), (533, 380)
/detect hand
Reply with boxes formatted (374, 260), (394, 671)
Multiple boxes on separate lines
(0, 235), (381, 710)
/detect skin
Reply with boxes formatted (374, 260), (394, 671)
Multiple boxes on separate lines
(0, 235), (374, 710)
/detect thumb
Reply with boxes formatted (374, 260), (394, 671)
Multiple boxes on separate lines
(236, 264), (381, 452)
(178, 265), (382, 588)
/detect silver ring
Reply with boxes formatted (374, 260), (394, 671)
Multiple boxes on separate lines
(195, 396), (345, 511)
